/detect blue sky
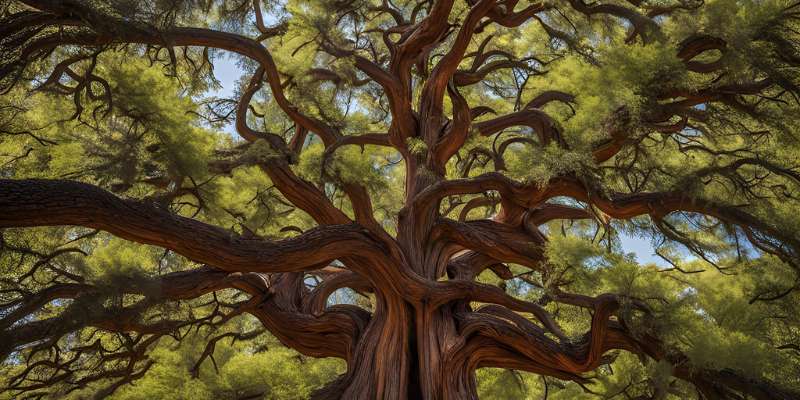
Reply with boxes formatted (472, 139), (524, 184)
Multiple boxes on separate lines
(620, 232), (662, 265)
(212, 54), (245, 98)
(210, 55), (665, 266)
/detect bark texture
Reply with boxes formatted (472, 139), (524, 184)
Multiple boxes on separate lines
(2, 0), (800, 399)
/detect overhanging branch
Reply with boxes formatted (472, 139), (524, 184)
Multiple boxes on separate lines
(0, 179), (380, 273)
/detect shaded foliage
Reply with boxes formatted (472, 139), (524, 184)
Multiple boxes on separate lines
(1, 0), (800, 399)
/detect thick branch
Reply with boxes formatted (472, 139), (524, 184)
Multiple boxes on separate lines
(0, 179), (379, 273)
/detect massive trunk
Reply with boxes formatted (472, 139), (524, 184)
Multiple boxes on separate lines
(312, 299), (479, 400)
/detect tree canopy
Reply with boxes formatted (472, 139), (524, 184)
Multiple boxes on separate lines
(2, 0), (800, 398)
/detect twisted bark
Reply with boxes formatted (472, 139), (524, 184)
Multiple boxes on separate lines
(2, 0), (800, 399)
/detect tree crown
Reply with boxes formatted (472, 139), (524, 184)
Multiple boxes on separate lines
(1, 0), (800, 398)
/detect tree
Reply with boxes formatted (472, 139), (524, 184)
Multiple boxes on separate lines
(2, 0), (800, 398)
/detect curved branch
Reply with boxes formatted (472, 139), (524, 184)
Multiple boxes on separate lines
(303, 270), (372, 316)
(432, 218), (545, 268)
(475, 107), (566, 147)
(0, 179), (380, 273)
(0, 266), (267, 358)
(456, 293), (625, 376)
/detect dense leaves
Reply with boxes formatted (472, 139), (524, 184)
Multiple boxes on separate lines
(2, 0), (800, 398)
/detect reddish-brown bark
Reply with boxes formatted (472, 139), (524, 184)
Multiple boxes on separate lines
(2, 0), (800, 399)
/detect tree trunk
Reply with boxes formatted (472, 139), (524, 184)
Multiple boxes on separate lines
(312, 300), (479, 400)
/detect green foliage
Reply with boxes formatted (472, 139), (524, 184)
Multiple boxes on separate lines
(56, 333), (345, 400)
(471, 230), (800, 399)
(506, 143), (594, 186)
(537, 41), (685, 142)
(3, 0), (800, 398)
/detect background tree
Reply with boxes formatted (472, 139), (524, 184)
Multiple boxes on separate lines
(2, 0), (800, 398)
